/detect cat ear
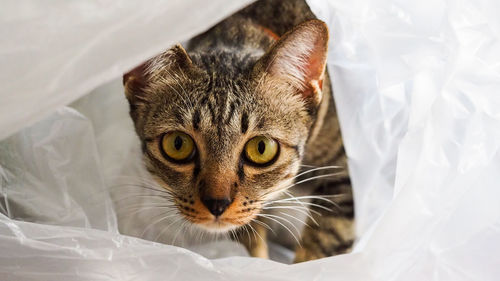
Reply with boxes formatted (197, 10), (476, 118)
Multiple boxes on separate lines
(255, 19), (329, 106)
(123, 44), (193, 105)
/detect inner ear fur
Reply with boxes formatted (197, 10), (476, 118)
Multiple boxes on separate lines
(254, 19), (329, 106)
(123, 44), (193, 106)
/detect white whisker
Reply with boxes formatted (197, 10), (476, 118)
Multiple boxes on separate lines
(256, 213), (301, 246)
(262, 172), (343, 201)
(172, 220), (189, 245)
(116, 205), (176, 218)
(279, 212), (311, 228)
(293, 165), (342, 180)
(242, 224), (252, 246)
(142, 212), (180, 238)
(268, 201), (335, 212)
(248, 222), (265, 244)
(261, 205), (319, 225)
(154, 216), (184, 243)
(252, 218), (276, 235)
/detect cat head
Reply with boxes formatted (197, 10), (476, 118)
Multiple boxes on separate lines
(123, 20), (329, 232)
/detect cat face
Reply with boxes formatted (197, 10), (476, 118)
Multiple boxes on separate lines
(123, 20), (328, 232)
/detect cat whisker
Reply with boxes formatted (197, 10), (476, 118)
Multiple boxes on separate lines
(172, 220), (190, 246)
(247, 222), (265, 244)
(261, 205), (312, 213)
(251, 218), (276, 235)
(261, 172), (343, 200)
(270, 192), (343, 211)
(289, 194), (345, 199)
(247, 224), (258, 242)
(195, 225), (204, 245)
(199, 228), (206, 245)
(107, 174), (157, 183)
(142, 212), (181, 238)
(107, 176), (169, 189)
(230, 228), (241, 245)
(285, 172), (344, 189)
(185, 224), (194, 248)
(229, 228), (235, 242)
(111, 194), (173, 204)
(269, 194), (341, 205)
(260, 188), (287, 200)
(114, 202), (176, 212)
(111, 190), (173, 198)
(225, 231), (232, 244)
(256, 213), (301, 246)
(214, 231), (221, 244)
(108, 175), (179, 195)
(299, 164), (317, 168)
(110, 183), (174, 196)
(242, 224), (252, 246)
(261, 205), (319, 225)
(293, 165), (342, 180)
(278, 211), (311, 228)
(281, 190), (311, 216)
(120, 208), (176, 221)
(266, 201), (336, 212)
(154, 216), (185, 243)
(113, 201), (173, 213)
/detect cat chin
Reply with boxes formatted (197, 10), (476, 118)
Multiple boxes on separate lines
(192, 220), (241, 233)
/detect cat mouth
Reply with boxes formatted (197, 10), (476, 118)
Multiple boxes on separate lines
(179, 207), (259, 233)
(181, 214), (259, 233)
(196, 220), (241, 232)
(175, 195), (260, 233)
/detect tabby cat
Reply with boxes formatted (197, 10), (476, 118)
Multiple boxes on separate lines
(122, 0), (354, 262)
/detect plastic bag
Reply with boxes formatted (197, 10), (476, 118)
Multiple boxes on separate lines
(1, 0), (500, 280)
(0, 0), (253, 140)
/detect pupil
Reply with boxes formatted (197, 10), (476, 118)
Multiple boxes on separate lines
(174, 136), (183, 150)
(257, 140), (266, 154)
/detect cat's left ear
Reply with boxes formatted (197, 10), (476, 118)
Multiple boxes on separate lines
(254, 19), (329, 106)
(123, 45), (194, 128)
(123, 44), (193, 106)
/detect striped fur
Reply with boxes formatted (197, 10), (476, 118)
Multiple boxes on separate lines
(123, 0), (354, 262)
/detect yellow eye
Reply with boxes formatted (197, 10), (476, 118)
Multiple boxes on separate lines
(161, 132), (195, 162)
(244, 136), (279, 165)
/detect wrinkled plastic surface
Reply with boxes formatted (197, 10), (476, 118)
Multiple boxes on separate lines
(2, 0), (500, 280)
(0, 0), (253, 141)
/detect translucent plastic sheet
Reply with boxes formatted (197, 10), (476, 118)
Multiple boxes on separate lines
(0, 0), (253, 141)
(2, 0), (500, 280)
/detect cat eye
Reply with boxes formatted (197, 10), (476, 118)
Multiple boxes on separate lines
(160, 132), (196, 163)
(244, 136), (279, 165)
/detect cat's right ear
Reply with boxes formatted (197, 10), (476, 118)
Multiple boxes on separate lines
(123, 44), (193, 106)
(253, 20), (329, 107)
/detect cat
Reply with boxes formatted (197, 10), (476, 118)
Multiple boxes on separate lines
(122, 0), (354, 262)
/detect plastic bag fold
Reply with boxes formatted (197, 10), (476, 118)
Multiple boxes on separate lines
(2, 0), (500, 280)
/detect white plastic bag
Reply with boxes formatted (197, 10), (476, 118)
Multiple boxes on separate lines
(0, 0), (253, 140)
(2, 0), (500, 280)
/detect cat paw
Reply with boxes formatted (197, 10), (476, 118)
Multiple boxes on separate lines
(293, 247), (325, 263)
(249, 243), (269, 259)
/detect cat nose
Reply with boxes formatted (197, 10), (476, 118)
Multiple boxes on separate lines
(201, 197), (232, 217)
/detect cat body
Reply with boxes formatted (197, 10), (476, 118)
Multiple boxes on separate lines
(122, 0), (354, 262)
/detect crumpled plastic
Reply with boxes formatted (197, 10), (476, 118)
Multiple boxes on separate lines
(1, 0), (500, 280)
